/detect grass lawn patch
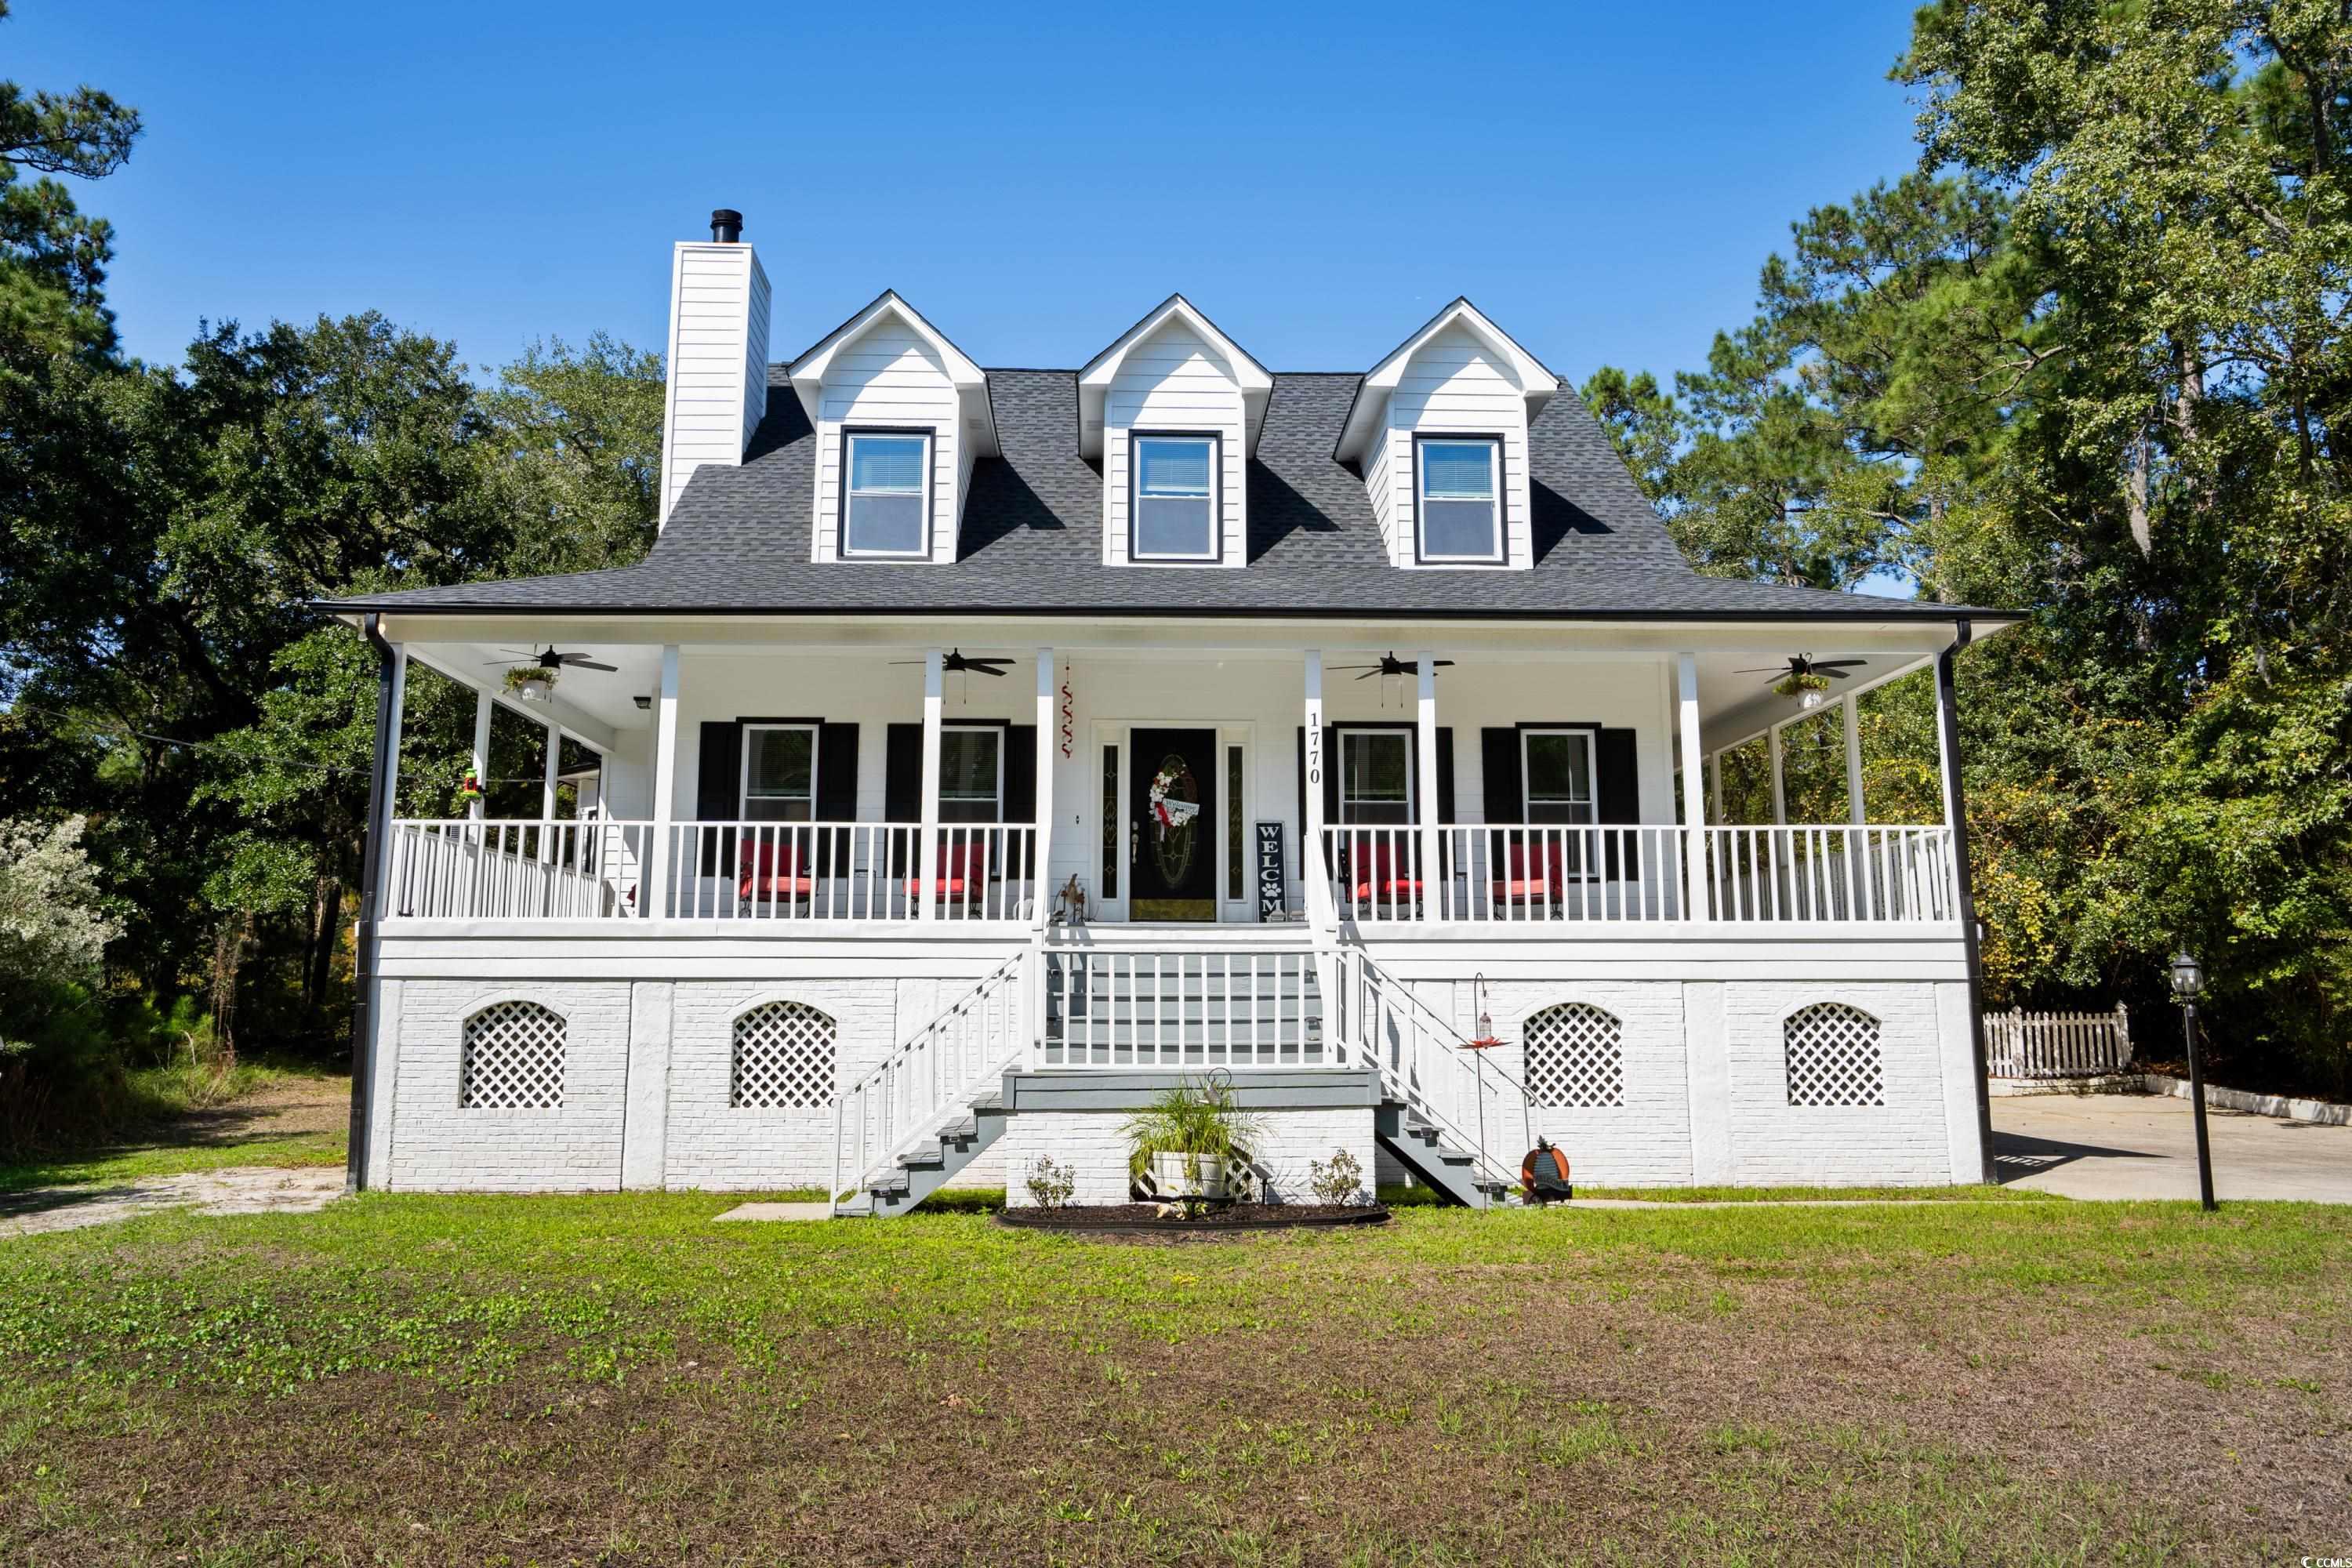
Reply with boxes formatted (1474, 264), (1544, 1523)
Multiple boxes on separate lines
(0, 1192), (2345, 1563)
(0, 1070), (349, 1193)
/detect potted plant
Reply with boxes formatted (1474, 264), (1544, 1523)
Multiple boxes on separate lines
(1772, 669), (1830, 708)
(1124, 1074), (1261, 1204)
(505, 664), (557, 702)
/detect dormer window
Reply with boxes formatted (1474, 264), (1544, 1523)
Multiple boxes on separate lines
(841, 429), (931, 557)
(1415, 436), (1504, 564)
(1130, 433), (1220, 561)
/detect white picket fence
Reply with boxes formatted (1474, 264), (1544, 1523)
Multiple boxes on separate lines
(1984, 1004), (2132, 1079)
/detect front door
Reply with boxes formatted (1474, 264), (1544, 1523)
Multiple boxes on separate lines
(1128, 728), (1218, 921)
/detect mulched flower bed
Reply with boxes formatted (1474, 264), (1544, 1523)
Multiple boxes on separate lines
(996, 1202), (1390, 1239)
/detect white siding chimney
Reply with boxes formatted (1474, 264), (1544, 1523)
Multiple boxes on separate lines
(658, 209), (771, 525)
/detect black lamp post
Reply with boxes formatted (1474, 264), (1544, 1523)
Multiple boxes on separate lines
(2169, 950), (2216, 1211)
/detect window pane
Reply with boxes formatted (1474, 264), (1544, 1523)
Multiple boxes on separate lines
(1134, 495), (1213, 557)
(1420, 441), (1494, 499)
(1137, 438), (1211, 495)
(1341, 731), (1410, 822)
(745, 728), (814, 822)
(847, 491), (925, 554)
(1226, 745), (1244, 900)
(1421, 499), (1497, 559)
(938, 729), (1000, 823)
(849, 435), (925, 493)
(1525, 732), (1592, 826)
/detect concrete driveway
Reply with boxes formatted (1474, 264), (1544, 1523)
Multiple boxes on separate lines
(1991, 1092), (2352, 1201)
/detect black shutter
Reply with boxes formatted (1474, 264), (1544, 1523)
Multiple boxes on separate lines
(696, 721), (742, 876)
(815, 722), (859, 872)
(1480, 728), (1523, 824)
(1004, 725), (1037, 877)
(1597, 726), (1639, 878)
(1436, 728), (1456, 824)
(884, 724), (923, 822)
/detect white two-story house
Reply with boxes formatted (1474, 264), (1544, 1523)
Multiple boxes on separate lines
(325, 210), (2017, 1212)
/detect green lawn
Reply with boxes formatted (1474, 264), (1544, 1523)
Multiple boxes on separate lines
(0, 1068), (348, 1193)
(2, 1191), (2346, 1563)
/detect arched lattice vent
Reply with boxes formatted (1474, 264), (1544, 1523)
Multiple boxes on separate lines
(460, 1000), (566, 1109)
(1522, 1003), (1626, 1108)
(731, 1000), (839, 1109)
(1784, 1002), (1884, 1107)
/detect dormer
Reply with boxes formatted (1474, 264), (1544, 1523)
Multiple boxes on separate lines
(786, 291), (996, 564)
(1078, 295), (1271, 568)
(1334, 299), (1559, 570)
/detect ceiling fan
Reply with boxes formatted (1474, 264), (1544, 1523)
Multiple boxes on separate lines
(1330, 651), (1456, 681)
(887, 648), (1014, 677)
(1738, 654), (1866, 706)
(485, 645), (618, 673)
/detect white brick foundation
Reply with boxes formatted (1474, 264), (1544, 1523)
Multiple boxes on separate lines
(372, 963), (1985, 1194)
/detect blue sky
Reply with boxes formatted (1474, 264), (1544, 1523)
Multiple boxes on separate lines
(16, 1), (1927, 387)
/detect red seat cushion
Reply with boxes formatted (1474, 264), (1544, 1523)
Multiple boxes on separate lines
(1490, 837), (1565, 903)
(1348, 840), (1421, 906)
(906, 840), (990, 899)
(739, 840), (812, 901)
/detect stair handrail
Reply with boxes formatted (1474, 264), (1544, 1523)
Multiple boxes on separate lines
(829, 952), (1028, 1217)
(1334, 946), (1533, 1196)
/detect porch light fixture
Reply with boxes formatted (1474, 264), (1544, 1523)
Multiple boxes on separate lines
(2167, 949), (2217, 1211)
(633, 694), (652, 710)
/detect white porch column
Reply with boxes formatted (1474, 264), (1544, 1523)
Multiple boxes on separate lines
(1768, 724), (1788, 825)
(1033, 648), (1055, 906)
(1843, 692), (1866, 826)
(1675, 654), (1704, 921)
(644, 644), (681, 920)
(539, 723), (561, 863)
(469, 691), (492, 822)
(1415, 650), (1441, 920)
(916, 648), (943, 921)
(377, 649), (408, 890)
(1933, 668), (1958, 829)
(1302, 649), (1330, 927)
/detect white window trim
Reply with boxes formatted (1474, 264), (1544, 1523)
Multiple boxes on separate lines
(740, 723), (819, 819)
(938, 723), (1006, 823)
(840, 427), (934, 560)
(1339, 728), (1414, 825)
(1520, 728), (1596, 825)
(1413, 434), (1506, 565)
(1127, 430), (1222, 564)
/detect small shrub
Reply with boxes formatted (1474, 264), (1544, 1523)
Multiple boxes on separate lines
(1024, 1155), (1075, 1209)
(1308, 1147), (1365, 1206)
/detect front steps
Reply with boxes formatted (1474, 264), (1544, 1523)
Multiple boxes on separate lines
(1041, 946), (1322, 1064)
(833, 1090), (1010, 1218)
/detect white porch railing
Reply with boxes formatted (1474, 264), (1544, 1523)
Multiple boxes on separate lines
(830, 952), (1029, 1215)
(387, 819), (650, 920)
(1700, 826), (1955, 924)
(1329, 947), (1530, 1197)
(1317, 823), (1957, 927)
(1038, 948), (1323, 1069)
(661, 821), (1038, 923)
(1986, 1004), (2132, 1078)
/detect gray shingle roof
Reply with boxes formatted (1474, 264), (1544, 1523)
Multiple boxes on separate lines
(328, 365), (2013, 623)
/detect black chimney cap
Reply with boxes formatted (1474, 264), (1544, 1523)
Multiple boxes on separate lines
(710, 209), (744, 244)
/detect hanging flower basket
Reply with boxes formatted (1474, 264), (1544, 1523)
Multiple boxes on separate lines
(457, 771), (483, 804)
(1772, 670), (1831, 702)
(504, 666), (557, 702)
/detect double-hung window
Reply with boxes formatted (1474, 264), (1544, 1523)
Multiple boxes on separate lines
(1521, 729), (1595, 826)
(1340, 731), (1413, 825)
(1415, 436), (1503, 563)
(938, 726), (1004, 824)
(842, 430), (930, 557)
(742, 724), (818, 822)
(1130, 434), (1218, 561)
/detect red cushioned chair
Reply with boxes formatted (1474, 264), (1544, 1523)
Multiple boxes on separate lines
(1348, 839), (1423, 914)
(738, 838), (814, 906)
(906, 838), (990, 909)
(1490, 836), (1566, 910)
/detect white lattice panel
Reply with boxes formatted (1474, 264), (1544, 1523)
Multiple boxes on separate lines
(1522, 1003), (1625, 1108)
(1784, 1002), (1885, 1107)
(459, 1000), (566, 1110)
(731, 1000), (838, 1110)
